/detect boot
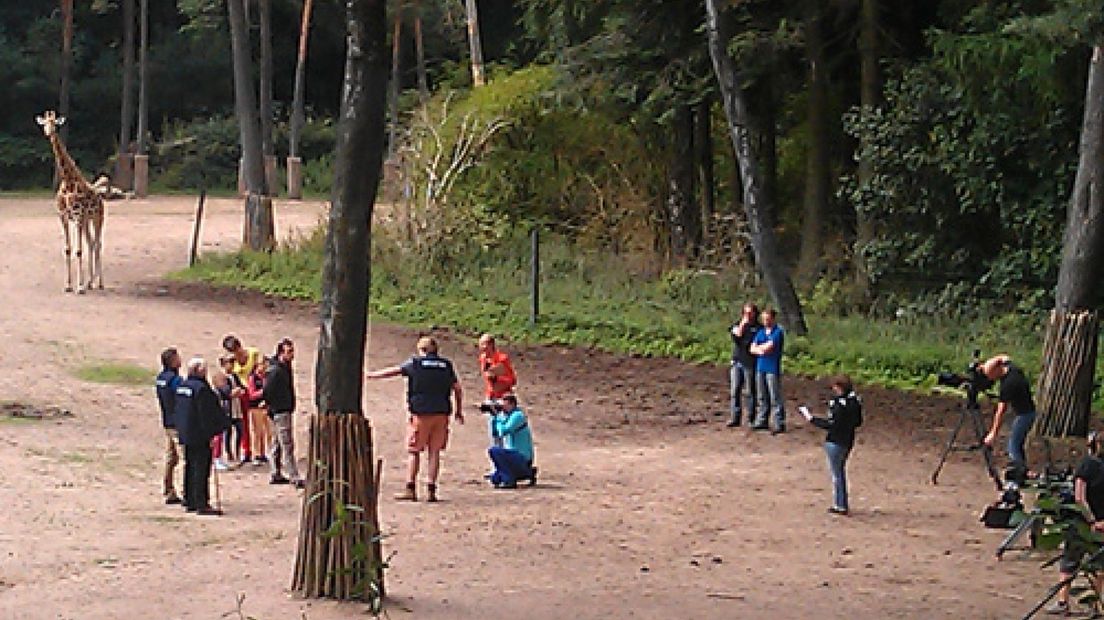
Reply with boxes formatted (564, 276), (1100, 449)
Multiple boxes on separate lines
(394, 482), (417, 502)
(427, 483), (439, 503)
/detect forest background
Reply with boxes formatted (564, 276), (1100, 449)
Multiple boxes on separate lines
(2, 0), (1100, 405)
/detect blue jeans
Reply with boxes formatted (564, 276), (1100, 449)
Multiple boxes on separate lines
(729, 362), (756, 424)
(1008, 411), (1037, 469)
(488, 446), (533, 487)
(825, 442), (851, 511)
(754, 372), (784, 429)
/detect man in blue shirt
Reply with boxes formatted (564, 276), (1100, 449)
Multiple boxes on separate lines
(154, 347), (183, 505)
(750, 308), (786, 434)
(487, 394), (537, 488)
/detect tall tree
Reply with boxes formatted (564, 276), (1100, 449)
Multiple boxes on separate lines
(293, 0), (389, 602)
(116, 0), (136, 190)
(1035, 43), (1104, 438)
(704, 0), (807, 334)
(259, 0), (277, 193)
(796, 0), (830, 287)
(288, 0), (315, 199)
(227, 0), (274, 249)
(465, 0), (485, 86)
(413, 0), (428, 99)
(58, 0), (74, 145)
(852, 0), (880, 303)
(668, 104), (700, 262)
(695, 98), (715, 247)
(388, 0), (403, 156)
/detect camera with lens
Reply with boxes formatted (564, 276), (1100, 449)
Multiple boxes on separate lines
(937, 349), (994, 405)
(479, 399), (505, 414)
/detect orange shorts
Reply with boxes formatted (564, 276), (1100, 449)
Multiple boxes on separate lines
(407, 414), (450, 453)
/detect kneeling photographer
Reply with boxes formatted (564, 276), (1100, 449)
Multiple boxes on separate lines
(485, 394), (537, 489)
(1045, 432), (1104, 616)
(980, 355), (1037, 477)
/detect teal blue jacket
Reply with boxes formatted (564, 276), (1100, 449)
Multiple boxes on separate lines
(493, 408), (534, 462)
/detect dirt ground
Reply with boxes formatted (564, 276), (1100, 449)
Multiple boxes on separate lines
(0, 196), (1055, 619)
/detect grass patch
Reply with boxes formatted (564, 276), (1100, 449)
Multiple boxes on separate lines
(174, 231), (1103, 411)
(74, 362), (151, 387)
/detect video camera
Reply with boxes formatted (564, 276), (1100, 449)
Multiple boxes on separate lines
(936, 349), (994, 407)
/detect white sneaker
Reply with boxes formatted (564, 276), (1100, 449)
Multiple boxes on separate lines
(214, 460), (229, 471)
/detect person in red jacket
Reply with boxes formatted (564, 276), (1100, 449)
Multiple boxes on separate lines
(478, 334), (516, 400)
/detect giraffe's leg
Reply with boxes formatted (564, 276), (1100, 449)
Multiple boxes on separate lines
(75, 217), (86, 294)
(58, 212), (73, 292)
(86, 214), (104, 290)
(94, 210), (105, 289)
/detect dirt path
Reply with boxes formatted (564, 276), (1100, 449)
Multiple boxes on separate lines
(0, 196), (1048, 619)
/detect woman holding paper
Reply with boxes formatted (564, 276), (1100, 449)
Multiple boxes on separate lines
(800, 375), (863, 516)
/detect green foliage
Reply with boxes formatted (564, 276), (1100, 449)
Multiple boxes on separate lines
(176, 226), (1104, 410)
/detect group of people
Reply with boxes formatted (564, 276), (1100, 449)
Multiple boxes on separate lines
(366, 333), (537, 502)
(155, 334), (302, 516)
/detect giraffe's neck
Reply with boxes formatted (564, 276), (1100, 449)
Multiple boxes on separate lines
(49, 133), (88, 190)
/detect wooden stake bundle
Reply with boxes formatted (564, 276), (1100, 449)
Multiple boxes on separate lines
(1034, 310), (1100, 438)
(291, 412), (381, 600)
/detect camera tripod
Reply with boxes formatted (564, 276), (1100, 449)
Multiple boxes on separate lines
(931, 396), (1004, 491)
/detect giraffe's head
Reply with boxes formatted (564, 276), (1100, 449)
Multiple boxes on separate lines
(35, 111), (66, 138)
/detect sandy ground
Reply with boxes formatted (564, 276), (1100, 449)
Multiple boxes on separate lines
(0, 195), (1056, 619)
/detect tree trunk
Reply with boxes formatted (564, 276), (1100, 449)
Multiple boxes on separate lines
(228, 0), (273, 249)
(388, 1), (403, 157)
(797, 1), (830, 287)
(465, 0), (485, 87)
(704, 0), (807, 335)
(695, 98), (715, 250)
(116, 0), (136, 189)
(295, 0), (388, 601)
(1035, 45), (1104, 439)
(289, 0), (315, 160)
(853, 0), (880, 303)
(58, 0), (73, 146)
(413, 0), (428, 99)
(259, 0), (275, 158)
(668, 104), (700, 262)
(137, 0), (149, 155)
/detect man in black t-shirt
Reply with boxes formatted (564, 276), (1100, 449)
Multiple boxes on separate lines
(981, 355), (1037, 473)
(1045, 433), (1104, 615)
(727, 303), (760, 427)
(367, 336), (464, 502)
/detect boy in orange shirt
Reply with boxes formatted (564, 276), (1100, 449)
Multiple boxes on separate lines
(478, 334), (516, 400)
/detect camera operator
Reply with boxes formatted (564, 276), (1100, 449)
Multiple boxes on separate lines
(1045, 432), (1104, 616)
(980, 355), (1037, 475)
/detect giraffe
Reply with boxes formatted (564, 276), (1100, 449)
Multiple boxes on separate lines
(36, 110), (105, 293)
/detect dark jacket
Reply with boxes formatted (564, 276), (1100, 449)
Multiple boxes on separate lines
(263, 359), (296, 414)
(175, 375), (231, 446)
(811, 391), (863, 449)
(155, 368), (181, 429)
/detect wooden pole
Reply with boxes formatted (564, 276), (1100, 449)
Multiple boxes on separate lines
(530, 226), (539, 326)
(188, 190), (207, 267)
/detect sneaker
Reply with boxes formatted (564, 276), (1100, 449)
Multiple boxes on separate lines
(394, 484), (417, 502)
(197, 506), (223, 516)
(750, 424), (769, 431)
(828, 506), (849, 516)
(293, 479), (306, 490)
(1044, 600), (1070, 616)
(427, 484), (439, 503)
(165, 495), (182, 505)
(270, 475), (290, 485)
(215, 460), (229, 471)
(726, 420), (741, 428)
(771, 426), (786, 436)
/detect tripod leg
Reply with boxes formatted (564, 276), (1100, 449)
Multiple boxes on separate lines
(997, 515), (1036, 560)
(932, 409), (968, 485)
(969, 406), (1004, 490)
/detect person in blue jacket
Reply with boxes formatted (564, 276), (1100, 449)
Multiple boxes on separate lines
(750, 307), (786, 434)
(155, 347), (183, 505)
(175, 357), (230, 515)
(487, 394), (537, 488)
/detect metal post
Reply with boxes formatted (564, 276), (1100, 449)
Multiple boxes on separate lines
(530, 226), (540, 326)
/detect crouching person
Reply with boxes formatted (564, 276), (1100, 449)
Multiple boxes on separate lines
(488, 394), (537, 488)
